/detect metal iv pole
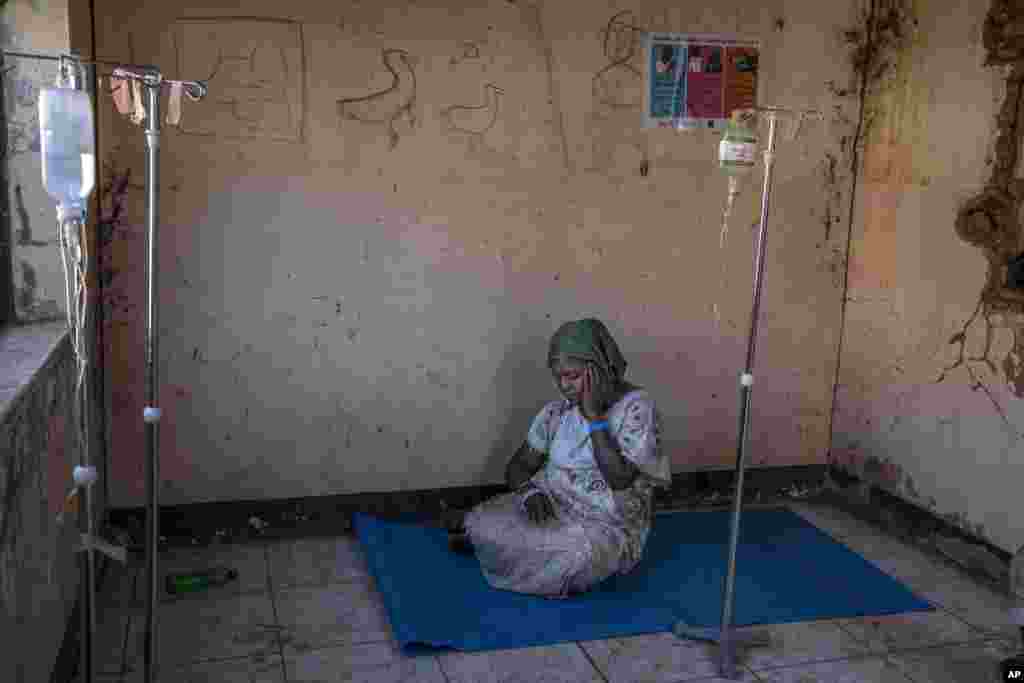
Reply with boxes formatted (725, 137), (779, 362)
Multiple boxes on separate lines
(673, 105), (821, 679)
(716, 108), (781, 679)
(140, 68), (163, 683)
(116, 66), (208, 683)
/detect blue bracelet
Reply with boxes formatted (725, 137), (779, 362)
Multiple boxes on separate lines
(587, 420), (609, 434)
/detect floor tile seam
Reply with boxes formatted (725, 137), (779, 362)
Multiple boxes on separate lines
(574, 641), (613, 683)
(262, 544), (290, 683)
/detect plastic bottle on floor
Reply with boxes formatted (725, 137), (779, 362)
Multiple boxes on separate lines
(165, 567), (238, 595)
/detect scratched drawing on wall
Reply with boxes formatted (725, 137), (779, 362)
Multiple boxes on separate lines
(450, 41), (483, 67)
(337, 48), (418, 150)
(172, 18), (304, 142)
(584, 11), (650, 179)
(592, 11), (644, 111)
(441, 83), (504, 152)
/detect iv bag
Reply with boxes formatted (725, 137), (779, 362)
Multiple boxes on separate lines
(39, 87), (96, 221)
(718, 110), (758, 176)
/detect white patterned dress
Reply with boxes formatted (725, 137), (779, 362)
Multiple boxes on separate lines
(463, 389), (671, 598)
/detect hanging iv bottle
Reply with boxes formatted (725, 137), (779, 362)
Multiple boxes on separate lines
(712, 109), (758, 328)
(39, 85), (96, 223)
(718, 109), (758, 176)
(718, 108), (758, 207)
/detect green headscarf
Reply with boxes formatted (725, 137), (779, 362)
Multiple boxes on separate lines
(547, 318), (628, 382)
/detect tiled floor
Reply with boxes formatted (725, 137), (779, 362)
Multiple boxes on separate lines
(80, 503), (1019, 682)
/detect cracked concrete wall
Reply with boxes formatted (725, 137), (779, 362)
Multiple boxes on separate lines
(830, 0), (1024, 556)
(95, 0), (853, 508)
(0, 327), (82, 683)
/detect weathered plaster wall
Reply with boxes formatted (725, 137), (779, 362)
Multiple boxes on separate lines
(3, 0), (70, 322)
(95, 0), (854, 507)
(831, 0), (1024, 557)
(0, 324), (81, 683)
(0, 3), (108, 680)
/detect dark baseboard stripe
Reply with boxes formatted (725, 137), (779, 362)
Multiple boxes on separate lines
(104, 465), (829, 549)
(824, 464), (1011, 586)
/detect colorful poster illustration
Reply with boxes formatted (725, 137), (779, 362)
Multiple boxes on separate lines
(685, 45), (723, 120)
(643, 33), (759, 130)
(649, 42), (686, 120)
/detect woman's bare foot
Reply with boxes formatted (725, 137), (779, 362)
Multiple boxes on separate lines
(448, 531), (474, 555)
(441, 507), (473, 553)
(440, 508), (467, 533)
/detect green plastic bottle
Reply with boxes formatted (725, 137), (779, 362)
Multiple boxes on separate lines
(165, 567), (238, 595)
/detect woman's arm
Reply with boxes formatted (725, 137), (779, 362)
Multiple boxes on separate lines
(590, 428), (638, 490)
(505, 442), (547, 490)
(580, 365), (638, 490)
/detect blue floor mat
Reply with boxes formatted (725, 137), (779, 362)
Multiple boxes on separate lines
(353, 507), (933, 655)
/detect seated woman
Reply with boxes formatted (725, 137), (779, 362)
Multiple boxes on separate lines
(443, 318), (671, 599)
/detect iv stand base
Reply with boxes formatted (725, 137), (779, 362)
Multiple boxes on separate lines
(672, 622), (772, 679)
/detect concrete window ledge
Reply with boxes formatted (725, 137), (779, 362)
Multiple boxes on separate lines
(0, 320), (83, 683)
(0, 321), (71, 423)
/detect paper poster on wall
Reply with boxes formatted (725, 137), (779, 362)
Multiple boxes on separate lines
(643, 33), (759, 130)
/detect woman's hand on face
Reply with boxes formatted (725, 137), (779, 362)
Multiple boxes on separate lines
(581, 363), (605, 420)
(524, 493), (554, 524)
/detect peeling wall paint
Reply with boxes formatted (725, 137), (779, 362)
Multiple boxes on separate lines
(831, 0), (1024, 555)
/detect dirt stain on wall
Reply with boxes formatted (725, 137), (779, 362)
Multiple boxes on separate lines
(826, 0), (915, 469)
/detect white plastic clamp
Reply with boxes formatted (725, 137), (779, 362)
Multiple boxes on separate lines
(72, 465), (97, 487)
(740, 373), (754, 387)
(75, 533), (128, 563)
(143, 407), (162, 423)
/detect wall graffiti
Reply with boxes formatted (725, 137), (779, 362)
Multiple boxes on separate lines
(172, 17), (305, 142)
(337, 48), (418, 151)
(440, 82), (504, 152)
(450, 40), (483, 67)
(592, 10), (644, 111)
(585, 11), (649, 178)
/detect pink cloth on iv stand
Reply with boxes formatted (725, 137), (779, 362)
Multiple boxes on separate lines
(166, 82), (183, 126)
(109, 77), (132, 115)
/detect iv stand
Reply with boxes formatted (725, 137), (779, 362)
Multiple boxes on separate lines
(673, 106), (821, 680)
(6, 48), (206, 683)
(141, 70), (162, 683)
(121, 66), (208, 683)
(67, 61), (206, 683)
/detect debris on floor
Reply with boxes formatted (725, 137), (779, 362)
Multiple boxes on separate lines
(165, 566), (239, 595)
(282, 508), (311, 523)
(781, 483), (814, 499)
(107, 524), (136, 549)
